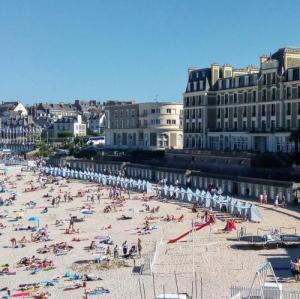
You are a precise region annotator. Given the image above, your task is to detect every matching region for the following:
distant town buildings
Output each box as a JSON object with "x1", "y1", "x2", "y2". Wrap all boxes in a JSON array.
[
  {"x1": 183, "y1": 47, "x2": 300, "y2": 152},
  {"x1": 0, "y1": 102, "x2": 42, "y2": 146},
  {"x1": 51, "y1": 115, "x2": 86, "y2": 139},
  {"x1": 105, "y1": 102, "x2": 183, "y2": 150},
  {"x1": 87, "y1": 113, "x2": 106, "y2": 134},
  {"x1": 31, "y1": 102, "x2": 78, "y2": 119}
]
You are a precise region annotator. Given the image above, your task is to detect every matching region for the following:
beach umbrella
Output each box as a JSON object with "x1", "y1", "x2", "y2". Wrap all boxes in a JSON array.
[{"x1": 28, "y1": 216, "x2": 40, "y2": 227}]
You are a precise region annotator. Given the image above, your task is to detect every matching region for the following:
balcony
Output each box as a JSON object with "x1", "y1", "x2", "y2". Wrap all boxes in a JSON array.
[{"x1": 183, "y1": 128, "x2": 201, "y2": 133}]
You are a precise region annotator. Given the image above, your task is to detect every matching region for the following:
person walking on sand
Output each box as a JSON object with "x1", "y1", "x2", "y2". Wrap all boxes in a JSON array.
[
  {"x1": 69, "y1": 214, "x2": 74, "y2": 230},
  {"x1": 137, "y1": 238, "x2": 142, "y2": 257},
  {"x1": 113, "y1": 245, "x2": 119, "y2": 259}
]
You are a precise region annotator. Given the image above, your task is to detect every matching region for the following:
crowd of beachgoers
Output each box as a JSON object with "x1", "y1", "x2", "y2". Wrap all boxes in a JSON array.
[{"x1": 0, "y1": 161, "x2": 299, "y2": 298}]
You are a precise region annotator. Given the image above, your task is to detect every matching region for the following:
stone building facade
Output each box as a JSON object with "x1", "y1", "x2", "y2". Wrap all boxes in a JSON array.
[
  {"x1": 183, "y1": 47, "x2": 300, "y2": 152},
  {"x1": 105, "y1": 102, "x2": 183, "y2": 150}
]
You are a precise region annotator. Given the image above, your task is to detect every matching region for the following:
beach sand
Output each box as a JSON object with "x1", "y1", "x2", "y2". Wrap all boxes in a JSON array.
[{"x1": 0, "y1": 165, "x2": 299, "y2": 299}]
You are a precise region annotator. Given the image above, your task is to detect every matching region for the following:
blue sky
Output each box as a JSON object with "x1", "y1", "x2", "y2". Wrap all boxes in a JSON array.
[{"x1": 0, "y1": 0, "x2": 300, "y2": 104}]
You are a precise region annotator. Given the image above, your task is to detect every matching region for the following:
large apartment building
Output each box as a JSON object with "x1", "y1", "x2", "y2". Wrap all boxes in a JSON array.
[
  {"x1": 183, "y1": 47, "x2": 300, "y2": 152},
  {"x1": 105, "y1": 102, "x2": 183, "y2": 150}
]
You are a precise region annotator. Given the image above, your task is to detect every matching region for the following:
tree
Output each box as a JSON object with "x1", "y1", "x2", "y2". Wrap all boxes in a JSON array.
[
  {"x1": 36, "y1": 141, "x2": 54, "y2": 157},
  {"x1": 289, "y1": 129, "x2": 300, "y2": 153},
  {"x1": 58, "y1": 132, "x2": 74, "y2": 138}
]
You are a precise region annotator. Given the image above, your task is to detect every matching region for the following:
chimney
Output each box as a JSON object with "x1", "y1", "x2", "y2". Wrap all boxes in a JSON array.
[
  {"x1": 260, "y1": 55, "x2": 269, "y2": 66},
  {"x1": 223, "y1": 64, "x2": 233, "y2": 78},
  {"x1": 211, "y1": 63, "x2": 220, "y2": 87}
]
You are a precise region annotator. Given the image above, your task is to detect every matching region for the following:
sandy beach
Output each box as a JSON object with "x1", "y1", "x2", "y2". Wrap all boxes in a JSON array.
[{"x1": 0, "y1": 165, "x2": 299, "y2": 299}]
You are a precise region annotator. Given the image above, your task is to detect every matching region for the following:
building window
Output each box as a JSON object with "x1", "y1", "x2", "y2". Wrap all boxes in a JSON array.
[
  {"x1": 151, "y1": 109, "x2": 155, "y2": 114},
  {"x1": 185, "y1": 97, "x2": 189, "y2": 107},
  {"x1": 225, "y1": 94, "x2": 229, "y2": 104},
  {"x1": 272, "y1": 88, "x2": 276, "y2": 100},
  {"x1": 243, "y1": 106, "x2": 247, "y2": 117},
  {"x1": 271, "y1": 104, "x2": 276, "y2": 116},
  {"x1": 244, "y1": 92, "x2": 248, "y2": 103},
  {"x1": 198, "y1": 109, "x2": 202, "y2": 118},
  {"x1": 262, "y1": 89, "x2": 267, "y2": 101},
  {"x1": 233, "y1": 93, "x2": 237, "y2": 104},
  {"x1": 217, "y1": 108, "x2": 221, "y2": 119},
  {"x1": 253, "y1": 91, "x2": 257, "y2": 102},
  {"x1": 172, "y1": 120, "x2": 176, "y2": 125},
  {"x1": 225, "y1": 108, "x2": 229, "y2": 118},
  {"x1": 234, "y1": 107, "x2": 237, "y2": 118},
  {"x1": 298, "y1": 102, "x2": 300, "y2": 115},
  {"x1": 262, "y1": 120, "x2": 266, "y2": 130},
  {"x1": 199, "y1": 95, "x2": 202, "y2": 105},
  {"x1": 298, "y1": 86, "x2": 300, "y2": 98},
  {"x1": 287, "y1": 119, "x2": 291, "y2": 129},
  {"x1": 287, "y1": 103, "x2": 291, "y2": 115},
  {"x1": 217, "y1": 95, "x2": 221, "y2": 105},
  {"x1": 263, "y1": 74, "x2": 267, "y2": 85},
  {"x1": 271, "y1": 120, "x2": 276, "y2": 129},
  {"x1": 166, "y1": 119, "x2": 171, "y2": 124},
  {"x1": 271, "y1": 73, "x2": 276, "y2": 84},
  {"x1": 261, "y1": 105, "x2": 266, "y2": 117},
  {"x1": 243, "y1": 121, "x2": 247, "y2": 130},
  {"x1": 225, "y1": 122, "x2": 228, "y2": 130},
  {"x1": 192, "y1": 96, "x2": 196, "y2": 106},
  {"x1": 252, "y1": 106, "x2": 256, "y2": 117},
  {"x1": 251, "y1": 120, "x2": 256, "y2": 129},
  {"x1": 192, "y1": 109, "x2": 196, "y2": 118},
  {"x1": 287, "y1": 87, "x2": 292, "y2": 99},
  {"x1": 167, "y1": 109, "x2": 171, "y2": 114},
  {"x1": 234, "y1": 121, "x2": 237, "y2": 130}
]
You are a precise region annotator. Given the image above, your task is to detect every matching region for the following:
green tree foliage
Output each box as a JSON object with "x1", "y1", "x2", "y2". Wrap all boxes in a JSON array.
[
  {"x1": 36, "y1": 141, "x2": 54, "y2": 157},
  {"x1": 58, "y1": 132, "x2": 74, "y2": 138}
]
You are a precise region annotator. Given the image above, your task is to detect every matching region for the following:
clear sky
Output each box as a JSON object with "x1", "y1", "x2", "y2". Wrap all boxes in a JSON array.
[{"x1": 0, "y1": 0, "x2": 300, "y2": 104}]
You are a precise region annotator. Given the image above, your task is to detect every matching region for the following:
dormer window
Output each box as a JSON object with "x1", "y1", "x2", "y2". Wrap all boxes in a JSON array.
[
  {"x1": 193, "y1": 82, "x2": 197, "y2": 90},
  {"x1": 218, "y1": 80, "x2": 222, "y2": 90},
  {"x1": 226, "y1": 79, "x2": 230, "y2": 89},
  {"x1": 200, "y1": 81, "x2": 203, "y2": 90},
  {"x1": 288, "y1": 69, "x2": 293, "y2": 81},
  {"x1": 235, "y1": 77, "x2": 239, "y2": 88}
]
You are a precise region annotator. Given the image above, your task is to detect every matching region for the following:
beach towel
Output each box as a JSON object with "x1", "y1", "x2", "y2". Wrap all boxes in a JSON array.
[{"x1": 88, "y1": 289, "x2": 110, "y2": 295}]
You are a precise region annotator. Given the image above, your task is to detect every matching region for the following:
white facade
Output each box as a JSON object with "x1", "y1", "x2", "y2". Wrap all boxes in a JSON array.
[
  {"x1": 53, "y1": 115, "x2": 86, "y2": 138},
  {"x1": 105, "y1": 102, "x2": 183, "y2": 150}
]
